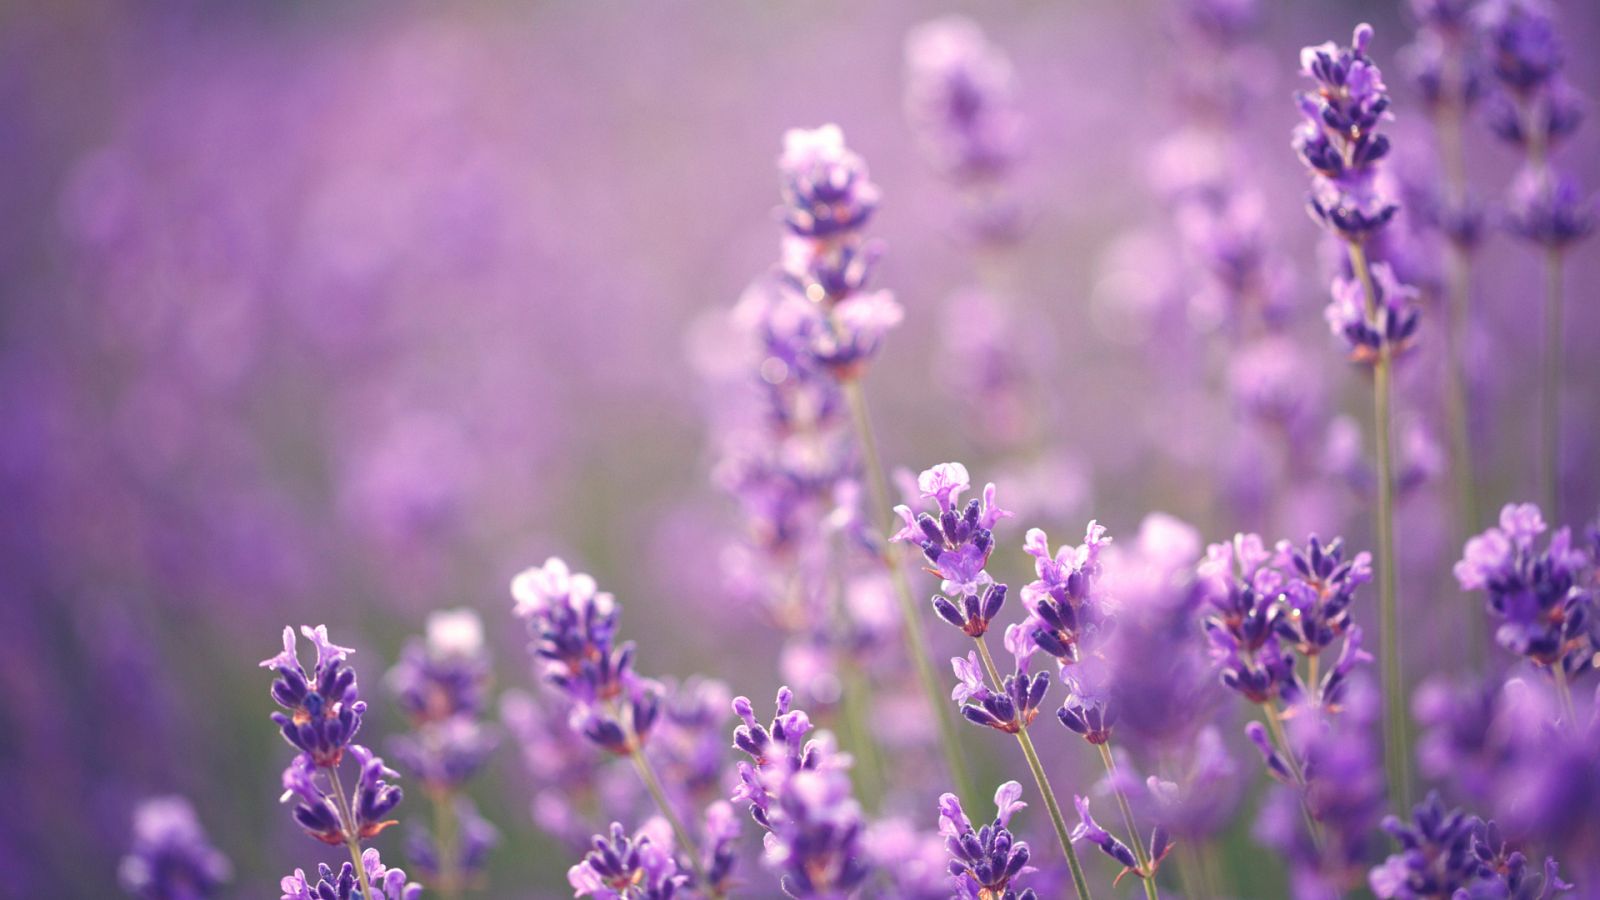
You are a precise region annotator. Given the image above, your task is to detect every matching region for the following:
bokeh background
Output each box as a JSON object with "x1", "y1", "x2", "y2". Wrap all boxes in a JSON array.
[{"x1": 3, "y1": 0, "x2": 1597, "y2": 896}]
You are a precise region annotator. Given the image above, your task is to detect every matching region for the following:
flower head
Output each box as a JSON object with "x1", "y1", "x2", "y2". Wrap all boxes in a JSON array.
[
  {"x1": 1324, "y1": 260, "x2": 1420, "y2": 364},
  {"x1": 904, "y1": 16, "x2": 1024, "y2": 183},
  {"x1": 892, "y1": 462, "x2": 1012, "y2": 595},
  {"x1": 939, "y1": 782, "x2": 1038, "y2": 900},
  {"x1": 118, "y1": 796, "x2": 232, "y2": 900},
  {"x1": 1294, "y1": 24, "x2": 1401, "y2": 242},
  {"x1": 280, "y1": 849, "x2": 421, "y2": 900},
  {"x1": 778, "y1": 125, "x2": 880, "y2": 240},
  {"x1": 568, "y1": 820, "x2": 687, "y2": 900},
  {"x1": 261, "y1": 625, "x2": 366, "y2": 767}
]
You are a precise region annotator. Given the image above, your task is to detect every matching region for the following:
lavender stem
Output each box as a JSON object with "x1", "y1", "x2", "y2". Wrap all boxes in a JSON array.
[
  {"x1": 1259, "y1": 703, "x2": 1326, "y2": 855},
  {"x1": 973, "y1": 636, "x2": 1093, "y2": 900},
  {"x1": 1346, "y1": 239, "x2": 1411, "y2": 809},
  {"x1": 627, "y1": 745, "x2": 715, "y2": 896},
  {"x1": 328, "y1": 763, "x2": 377, "y2": 900},
  {"x1": 842, "y1": 378, "x2": 977, "y2": 805},
  {"x1": 1096, "y1": 742, "x2": 1161, "y2": 900},
  {"x1": 428, "y1": 786, "x2": 462, "y2": 900},
  {"x1": 1540, "y1": 244, "x2": 1563, "y2": 522}
]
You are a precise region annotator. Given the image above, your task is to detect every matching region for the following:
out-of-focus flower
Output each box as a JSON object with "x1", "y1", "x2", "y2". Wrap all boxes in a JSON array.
[{"x1": 117, "y1": 796, "x2": 231, "y2": 900}]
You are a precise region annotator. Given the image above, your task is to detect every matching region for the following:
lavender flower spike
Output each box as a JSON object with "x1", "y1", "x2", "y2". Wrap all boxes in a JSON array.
[
  {"x1": 261, "y1": 625, "x2": 366, "y2": 767},
  {"x1": 891, "y1": 462, "x2": 1013, "y2": 596},
  {"x1": 568, "y1": 820, "x2": 687, "y2": 900},
  {"x1": 280, "y1": 848, "x2": 421, "y2": 900},
  {"x1": 1294, "y1": 24, "x2": 1399, "y2": 242},
  {"x1": 939, "y1": 782, "x2": 1039, "y2": 900},
  {"x1": 1069, "y1": 795, "x2": 1139, "y2": 874},
  {"x1": 118, "y1": 796, "x2": 232, "y2": 899}
]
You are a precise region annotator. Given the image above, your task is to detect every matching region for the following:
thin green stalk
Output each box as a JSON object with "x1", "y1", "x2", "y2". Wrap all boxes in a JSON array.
[
  {"x1": 328, "y1": 763, "x2": 376, "y2": 900},
  {"x1": 839, "y1": 656, "x2": 887, "y2": 810},
  {"x1": 1097, "y1": 742, "x2": 1160, "y2": 900},
  {"x1": 1260, "y1": 704, "x2": 1326, "y2": 855},
  {"x1": 628, "y1": 746, "x2": 717, "y2": 897},
  {"x1": 1541, "y1": 246, "x2": 1563, "y2": 521},
  {"x1": 972, "y1": 638, "x2": 1093, "y2": 899},
  {"x1": 841, "y1": 378, "x2": 976, "y2": 805},
  {"x1": 429, "y1": 787, "x2": 462, "y2": 900},
  {"x1": 1346, "y1": 240, "x2": 1411, "y2": 809}
]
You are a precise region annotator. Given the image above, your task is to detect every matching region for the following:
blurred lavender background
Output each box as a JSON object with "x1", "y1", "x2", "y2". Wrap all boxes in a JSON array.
[{"x1": 2, "y1": 0, "x2": 1597, "y2": 896}]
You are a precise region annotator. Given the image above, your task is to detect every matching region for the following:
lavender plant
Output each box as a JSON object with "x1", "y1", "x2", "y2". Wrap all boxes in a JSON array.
[
  {"x1": 1293, "y1": 21, "x2": 1419, "y2": 805},
  {"x1": 118, "y1": 796, "x2": 232, "y2": 899},
  {"x1": 261, "y1": 625, "x2": 419, "y2": 900}
]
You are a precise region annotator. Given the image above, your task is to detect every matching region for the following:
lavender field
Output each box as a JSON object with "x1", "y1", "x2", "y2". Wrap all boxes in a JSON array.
[{"x1": 4, "y1": 0, "x2": 1599, "y2": 897}]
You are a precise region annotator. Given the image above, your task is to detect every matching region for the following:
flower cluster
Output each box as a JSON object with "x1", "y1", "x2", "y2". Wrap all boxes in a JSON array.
[
  {"x1": 1477, "y1": 0, "x2": 1594, "y2": 248},
  {"x1": 771, "y1": 125, "x2": 903, "y2": 378},
  {"x1": 903, "y1": 16, "x2": 1023, "y2": 185},
  {"x1": 1368, "y1": 792, "x2": 1571, "y2": 899},
  {"x1": 117, "y1": 796, "x2": 232, "y2": 900},
  {"x1": 262, "y1": 625, "x2": 367, "y2": 767},
  {"x1": 1454, "y1": 503, "x2": 1596, "y2": 674},
  {"x1": 1199, "y1": 533, "x2": 1373, "y2": 710},
  {"x1": 1294, "y1": 24, "x2": 1399, "y2": 241},
  {"x1": 511, "y1": 558, "x2": 663, "y2": 755},
  {"x1": 730, "y1": 688, "x2": 869, "y2": 897},
  {"x1": 938, "y1": 782, "x2": 1038, "y2": 900},
  {"x1": 951, "y1": 644, "x2": 1050, "y2": 735},
  {"x1": 281, "y1": 849, "x2": 422, "y2": 900},
  {"x1": 893, "y1": 462, "x2": 1013, "y2": 599},
  {"x1": 568, "y1": 820, "x2": 687, "y2": 900}
]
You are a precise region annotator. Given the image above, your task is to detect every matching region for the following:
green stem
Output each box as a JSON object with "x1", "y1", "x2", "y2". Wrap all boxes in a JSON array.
[
  {"x1": 429, "y1": 787, "x2": 463, "y2": 900},
  {"x1": 1260, "y1": 704, "x2": 1326, "y2": 856},
  {"x1": 1346, "y1": 240, "x2": 1411, "y2": 810},
  {"x1": 628, "y1": 746, "x2": 716, "y2": 897},
  {"x1": 973, "y1": 637, "x2": 1093, "y2": 900},
  {"x1": 1097, "y1": 742, "x2": 1160, "y2": 900},
  {"x1": 328, "y1": 763, "x2": 376, "y2": 900},
  {"x1": 839, "y1": 657, "x2": 887, "y2": 811},
  {"x1": 841, "y1": 378, "x2": 975, "y2": 805},
  {"x1": 1541, "y1": 246, "x2": 1563, "y2": 522}
]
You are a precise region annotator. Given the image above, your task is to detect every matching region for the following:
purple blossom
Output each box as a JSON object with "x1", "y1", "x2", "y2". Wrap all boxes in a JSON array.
[
  {"x1": 956, "y1": 647, "x2": 1049, "y2": 735},
  {"x1": 280, "y1": 849, "x2": 420, "y2": 900},
  {"x1": 1021, "y1": 522, "x2": 1112, "y2": 664},
  {"x1": 261, "y1": 625, "x2": 367, "y2": 767},
  {"x1": 892, "y1": 462, "x2": 1013, "y2": 595},
  {"x1": 1324, "y1": 260, "x2": 1421, "y2": 364},
  {"x1": 1475, "y1": 0, "x2": 1563, "y2": 94},
  {"x1": 1069, "y1": 795, "x2": 1139, "y2": 872},
  {"x1": 117, "y1": 796, "x2": 231, "y2": 900},
  {"x1": 903, "y1": 17, "x2": 1024, "y2": 184},
  {"x1": 1454, "y1": 502, "x2": 1596, "y2": 673},
  {"x1": 386, "y1": 608, "x2": 491, "y2": 724},
  {"x1": 568, "y1": 820, "x2": 687, "y2": 900},
  {"x1": 1294, "y1": 24, "x2": 1401, "y2": 241},
  {"x1": 939, "y1": 782, "x2": 1039, "y2": 900},
  {"x1": 777, "y1": 125, "x2": 880, "y2": 240},
  {"x1": 511, "y1": 558, "x2": 663, "y2": 755},
  {"x1": 1505, "y1": 167, "x2": 1594, "y2": 248}
]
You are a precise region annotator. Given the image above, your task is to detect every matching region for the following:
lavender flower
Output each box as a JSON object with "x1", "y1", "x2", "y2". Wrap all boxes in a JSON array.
[
  {"x1": 1021, "y1": 522, "x2": 1112, "y2": 664},
  {"x1": 892, "y1": 462, "x2": 1012, "y2": 596},
  {"x1": 1368, "y1": 792, "x2": 1491, "y2": 898},
  {"x1": 1460, "y1": 819, "x2": 1572, "y2": 900},
  {"x1": 280, "y1": 849, "x2": 421, "y2": 900},
  {"x1": 1505, "y1": 167, "x2": 1594, "y2": 248},
  {"x1": 938, "y1": 782, "x2": 1038, "y2": 900},
  {"x1": 951, "y1": 644, "x2": 1049, "y2": 734},
  {"x1": 1325, "y1": 259, "x2": 1421, "y2": 363},
  {"x1": 1069, "y1": 795, "x2": 1140, "y2": 873},
  {"x1": 730, "y1": 688, "x2": 869, "y2": 896},
  {"x1": 511, "y1": 558, "x2": 663, "y2": 755},
  {"x1": 1294, "y1": 24, "x2": 1399, "y2": 242},
  {"x1": 778, "y1": 125, "x2": 880, "y2": 240},
  {"x1": 1454, "y1": 503, "x2": 1596, "y2": 673},
  {"x1": 903, "y1": 17, "x2": 1023, "y2": 185},
  {"x1": 1475, "y1": 0, "x2": 1562, "y2": 95},
  {"x1": 387, "y1": 609, "x2": 491, "y2": 724},
  {"x1": 261, "y1": 625, "x2": 366, "y2": 767},
  {"x1": 118, "y1": 796, "x2": 231, "y2": 900},
  {"x1": 568, "y1": 820, "x2": 687, "y2": 900}
]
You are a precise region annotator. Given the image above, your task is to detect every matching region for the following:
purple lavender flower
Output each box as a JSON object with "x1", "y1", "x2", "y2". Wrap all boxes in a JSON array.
[
  {"x1": 386, "y1": 608, "x2": 491, "y2": 724},
  {"x1": 568, "y1": 820, "x2": 687, "y2": 900},
  {"x1": 1454, "y1": 503, "x2": 1596, "y2": 673},
  {"x1": 777, "y1": 125, "x2": 880, "y2": 240},
  {"x1": 1474, "y1": 0, "x2": 1563, "y2": 95},
  {"x1": 261, "y1": 625, "x2": 367, "y2": 767},
  {"x1": 1325, "y1": 259, "x2": 1421, "y2": 364},
  {"x1": 903, "y1": 17, "x2": 1024, "y2": 185},
  {"x1": 1369, "y1": 792, "x2": 1491, "y2": 898},
  {"x1": 730, "y1": 688, "x2": 869, "y2": 896},
  {"x1": 280, "y1": 849, "x2": 421, "y2": 900},
  {"x1": 117, "y1": 796, "x2": 231, "y2": 900},
  {"x1": 1505, "y1": 167, "x2": 1594, "y2": 248},
  {"x1": 938, "y1": 782, "x2": 1039, "y2": 900},
  {"x1": 1020, "y1": 522, "x2": 1112, "y2": 664},
  {"x1": 1294, "y1": 24, "x2": 1400, "y2": 242},
  {"x1": 1274, "y1": 535, "x2": 1371, "y2": 658},
  {"x1": 951, "y1": 644, "x2": 1049, "y2": 735},
  {"x1": 1069, "y1": 795, "x2": 1140, "y2": 873},
  {"x1": 1460, "y1": 818, "x2": 1572, "y2": 899},
  {"x1": 891, "y1": 462, "x2": 1013, "y2": 596},
  {"x1": 511, "y1": 558, "x2": 663, "y2": 755}
]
